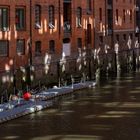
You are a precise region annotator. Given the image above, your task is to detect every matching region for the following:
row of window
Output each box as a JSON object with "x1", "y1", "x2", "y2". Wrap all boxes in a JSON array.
[
  {"x1": 35, "y1": 5, "x2": 55, "y2": 29},
  {"x1": 0, "y1": 7, "x2": 25, "y2": 31},
  {"x1": 0, "y1": 40, "x2": 55, "y2": 57},
  {"x1": 0, "y1": 40, "x2": 25, "y2": 57},
  {"x1": 116, "y1": 0, "x2": 132, "y2": 3},
  {"x1": 99, "y1": 33, "x2": 134, "y2": 44},
  {"x1": 0, "y1": 5, "x2": 88, "y2": 31},
  {"x1": 0, "y1": 38, "x2": 83, "y2": 57},
  {"x1": 116, "y1": 9, "x2": 133, "y2": 23},
  {"x1": 35, "y1": 5, "x2": 84, "y2": 29},
  {"x1": 99, "y1": 8, "x2": 133, "y2": 23}
]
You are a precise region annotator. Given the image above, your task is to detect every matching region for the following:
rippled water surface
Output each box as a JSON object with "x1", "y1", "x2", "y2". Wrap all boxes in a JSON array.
[{"x1": 1, "y1": 72, "x2": 140, "y2": 140}]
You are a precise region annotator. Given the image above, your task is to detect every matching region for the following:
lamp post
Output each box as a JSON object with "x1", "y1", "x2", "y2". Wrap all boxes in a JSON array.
[
  {"x1": 26, "y1": 0, "x2": 32, "y2": 88},
  {"x1": 29, "y1": 0, "x2": 32, "y2": 66},
  {"x1": 13, "y1": 57, "x2": 16, "y2": 95}
]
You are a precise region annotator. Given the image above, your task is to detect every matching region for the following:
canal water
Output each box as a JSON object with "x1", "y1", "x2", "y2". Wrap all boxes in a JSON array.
[{"x1": 1, "y1": 72, "x2": 140, "y2": 140}]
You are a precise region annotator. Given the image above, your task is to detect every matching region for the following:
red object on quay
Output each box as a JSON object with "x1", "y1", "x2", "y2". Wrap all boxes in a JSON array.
[{"x1": 23, "y1": 92, "x2": 31, "y2": 100}]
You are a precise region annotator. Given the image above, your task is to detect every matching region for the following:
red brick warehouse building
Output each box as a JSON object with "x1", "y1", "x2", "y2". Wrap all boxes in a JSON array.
[
  {"x1": 0, "y1": 0, "x2": 94, "y2": 92},
  {"x1": 93, "y1": 0, "x2": 138, "y2": 73}
]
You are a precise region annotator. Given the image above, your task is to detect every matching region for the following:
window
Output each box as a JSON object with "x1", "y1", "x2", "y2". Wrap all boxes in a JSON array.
[
  {"x1": 99, "y1": 36, "x2": 103, "y2": 45},
  {"x1": 49, "y1": 5, "x2": 55, "y2": 28},
  {"x1": 0, "y1": 40, "x2": 8, "y2": 56},
  {"x1": 76, "y1": 7, "x2": 82, "y2": 27},
  {"x1": 99, "y1": 8, "x2": 102, "y2": 22},
  {"x1": 123, "y1": 34, "x2": 126, "y2": 41},
  {"x1": 130, "y1": 33, "x2": 133, "y2": 40},
  {"x1": 0, "y1": 8, "x2": 9, "y2": 31},
  {"x1": 49, "y1": 40, "x2": 55, "y2": 54},
  {"x1": 116, "y1": 9, "x2": 119, "y2": 22},
  {"x1": 77, "y1": 38, "x2": 82, "y2": 48},
  {"x1": 123, "y1": 9, "x2": 125, "y2": 23},
  {"x1": 87, "y1": 24, "x2": 91, "y2": 44},
  {"x1": 16, "y1": 39, "x2": 25, "y2": 55},
  {"x1": 116, "y1": 34, "x2": 119, "y2": 42},
  {"x1": 16, "y1": 8, "x2": 25, "y2": 30},
  {"x1": 35, "y1": 41, "x2": 41, "y2": 56},
  {"x1": 87, "y1": 0, "x2": 91, "y2": 14},
  {"x1": 130, "y1": 9, "x2": 132, "y2": 22},
  {"x1": 35, "y1": 5, "x2": 41, "y2": 29}
]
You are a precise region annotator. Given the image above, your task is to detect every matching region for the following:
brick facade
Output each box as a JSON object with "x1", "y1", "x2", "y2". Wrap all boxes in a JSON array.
[
  {"x1": 0, "y1": 0, "x2": 94, "y2": 91},
  {"x1": 0, "y1": 0, "x2": 139, "y2": 93}
]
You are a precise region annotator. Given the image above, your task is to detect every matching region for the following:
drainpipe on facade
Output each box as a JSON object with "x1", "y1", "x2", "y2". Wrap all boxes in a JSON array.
[{"x1": 27, "y1": 0, "x2": 33, "y2": 89}]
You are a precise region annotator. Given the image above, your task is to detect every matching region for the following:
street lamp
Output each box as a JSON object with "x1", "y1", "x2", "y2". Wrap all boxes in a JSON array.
[{"x1": 26, "y1": 0, "x2": 32, "y2": 88}]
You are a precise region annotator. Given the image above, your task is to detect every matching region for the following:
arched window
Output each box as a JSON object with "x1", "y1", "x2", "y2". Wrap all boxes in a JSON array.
[
  {"x1": 49, "y1": 40, "x2": 55, "y2": 54},
  {"x1": 49, "y1": 5, "x2": 55, "y2": 28},
  {"x1": 77, "y1": 38, "x2": 82, "y2": 48},
  {"x1": 35, "y1": 41, "x2": 41, "y2": 56},
  {"x1": 87, "y1": 0, "x2": 91, "y2": 13},
  {"x1": 35, "y1": 5, "x2": 41, "y2": 29},
  {"x1": 76, "y1": 7, "x2": 82, "y2": 28}
]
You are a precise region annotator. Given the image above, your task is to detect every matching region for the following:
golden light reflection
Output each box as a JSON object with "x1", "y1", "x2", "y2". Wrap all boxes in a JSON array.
[
  {"x1": 9, "y1": 59, "x2": 14, "y2": 65},
  {"x1": 44, "y1": 19, "x2": 47, "y2": 32},
  {"x1": 98, "y1": 114, "x2": 123, "y2": 118},
  {"x1": 2, "y1": 75, "x2": 13, "y2": 83},
  {"x1": 134, "y1": 87, "x2": 140, "y2": 90},
  {"x1": 61, "y1": 101, "x2": 73, "y2": 106},
  {"x1": 44, "y1": 53, "x2": 51, "y2": 74},
  {"x1": 4, "y1": 31, "x2": 7, "y2": 38},
  {"x1": 89, "y1": 17, "x2": 93, "y2": 29},
  {"x1": 15, "y1": 30, "x2": 17, "y2": 39},
  {"x1": 54, "y1": 19, "x2": 58, "y2": 32},
  {"x1": 8, "y1": 31, "x2": 11, "y2": 40},
  {"x1": 129, "y1": 90, "x2": 140, "y2": 94},
  {"x1": 0, "y1": 32, "x2": 2, "y2": 39},
  {"x1": 31, "y1": 135, "x2": 102, "y2": 140},
  {"x1": 4, "y1": 136, "x2": 20, "y2": 139},
  {"x1": 88, "y1": 124, "x2": 112, "y2": 131},
  {"x1": 84, "y1": 19, "x2": 87, "y2": 29},
  {"x1": 61, "y1": 15, "x2": 63, "y2": 27},
  {"x1": 102, "y1": 102, "x2": 140, "y2": 108},
  {"x1": 98, "y1": 110, "x2": 135, "y2": 118},
  {"x1": 46, "y1": 109, "x2": 58, "y2": 114},
  {"x1": 118, "y1": 102, "x2": 140, "y2": 108},
  {"x1": 102, "y1": 85, "x2": 113, "y2": 89},
  {"x1": 106, "y1": 111, "x2": 135, "y2": 115},
  {"x1": 99, "y1": 22, "x2": 103, "y2": 32},
  {"x1": 39, "y1": 21, "x2": 43, "y2": 34},
  {"x1": 84, "y1": 115, "x2": 96, "y2": 119},
  {"x1": 5, "y1": 64, "x2": 10, "y2": 71}
]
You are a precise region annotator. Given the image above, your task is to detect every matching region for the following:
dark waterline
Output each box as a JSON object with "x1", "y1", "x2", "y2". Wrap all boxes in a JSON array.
[{"x1": 1, "y1": 72, "x2": 140, "y2": 140}]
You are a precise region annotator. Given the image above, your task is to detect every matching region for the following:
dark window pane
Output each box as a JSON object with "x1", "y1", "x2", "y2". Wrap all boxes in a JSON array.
[
  {"x1": 49, "y1": 40, "x2": 55, "y2": 54},
  {"x1": 0, "y1": 40, "x2": 8, "y2": 56},
  {"x1": 77, "y1": 7, "x2": 82, "y2": 27},
  {"x1": 16, "y1": 8, "x2": 25, "y2": 30},
  {"x1": 77, "y1": 38, "x2": 82, "y2": 48},
  {"x1": 49, "y1": 5, "x2": 55, "y2": 28},
  {"x1": 35, "y1": 5, "x2": 41, "y2": 29},
  {"x1": 0, "y1": 8, "x2": 9, "y2": 31},
  {"x1": 16, "y1": 39, "x2": 25, "y2": 55},
  {"x1": 35, "y1": 41, "x2": 41, "y2": 56}
]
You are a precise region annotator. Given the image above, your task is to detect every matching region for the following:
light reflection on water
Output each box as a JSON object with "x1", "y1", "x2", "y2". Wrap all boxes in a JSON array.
[{"x1": 1, "y1": 72, "x2": 140, "y2": 140}]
